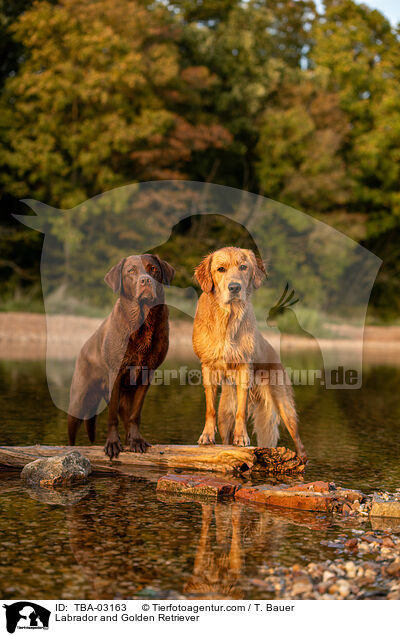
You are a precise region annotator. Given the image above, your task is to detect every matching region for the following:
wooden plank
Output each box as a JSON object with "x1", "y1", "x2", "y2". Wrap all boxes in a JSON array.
[{"x1": 0, "y1": 444, "x2": 306, "y2": 475}]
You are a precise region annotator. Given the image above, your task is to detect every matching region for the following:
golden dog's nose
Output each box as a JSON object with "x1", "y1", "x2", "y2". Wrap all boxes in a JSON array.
[{"x1": 228, "y1": 282, "x2": 241, "y2": 294}]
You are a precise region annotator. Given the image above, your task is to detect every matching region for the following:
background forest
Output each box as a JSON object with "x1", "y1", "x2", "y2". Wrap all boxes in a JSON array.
[{"x1": 1, "y1": 0, "x2": 399, "y2": 321}]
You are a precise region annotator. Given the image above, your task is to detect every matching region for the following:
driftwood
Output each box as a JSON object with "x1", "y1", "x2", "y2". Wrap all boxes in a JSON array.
[{"x1": 0, "y1": 444, "x2": 306, "y2": 475}]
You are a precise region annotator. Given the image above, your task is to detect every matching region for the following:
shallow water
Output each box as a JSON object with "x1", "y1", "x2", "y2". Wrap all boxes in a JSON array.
[{"x1": 0, "y1": 354, "x2": 400, "y2": 599}]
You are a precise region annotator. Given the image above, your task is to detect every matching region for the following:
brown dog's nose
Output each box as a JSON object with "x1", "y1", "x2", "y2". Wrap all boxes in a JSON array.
[
  {"x1": 228, "y1": 282, "x2": 241, "y2": 294},
  {"x1": 139, "y1": 275, "x2": 152, "y2": 286}
]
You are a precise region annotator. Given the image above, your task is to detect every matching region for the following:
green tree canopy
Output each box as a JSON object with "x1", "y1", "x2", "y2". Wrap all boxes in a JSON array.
[
  {"x1": 256, "y1": 74, "x2": 352, "y2": 214},
  {"x1": 1, "y1": 0, "x2": 400, "y2": 320},
  {"x1": 0, "y1": 0, "x2": 231, "y2": 208}
]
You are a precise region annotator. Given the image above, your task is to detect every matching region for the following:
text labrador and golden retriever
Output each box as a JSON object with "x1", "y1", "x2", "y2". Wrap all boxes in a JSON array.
[
  {"x1": 67, "y1": 254, "x2": 175, "y2": 458},
  {"x1": 192, "y1": 247, "x2": 307, "y2": 461}
]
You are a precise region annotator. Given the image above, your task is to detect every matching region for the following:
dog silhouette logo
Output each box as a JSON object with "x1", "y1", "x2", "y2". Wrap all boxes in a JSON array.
[
  {"x1": 15, "y1": 180, "x2": 381, "y2": 395},
  {"x1": 3, "y1": 602, "x2": 50, "y2": 633}
]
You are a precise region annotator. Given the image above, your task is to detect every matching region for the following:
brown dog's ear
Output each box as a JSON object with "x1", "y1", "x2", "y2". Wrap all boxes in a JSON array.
[
  {"x1": 194, "y1": 253, "x2": 214, "y2": 293},
  {"x1": 151, "y1": 255, "x2": 175, "y2": 285},
  {"x1": 104, "y1": 258, "x2": 126, "y2": 293},
  {"x1": 152, "y1": 254, "x2": 175, "y2": 285},
  {"x1": 245, "y1": 250, "x2": 267, "y2": 289}
]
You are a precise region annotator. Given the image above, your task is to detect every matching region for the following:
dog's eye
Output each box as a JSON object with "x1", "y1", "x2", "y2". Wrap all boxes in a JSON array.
[
  {"x1": 239, "y1": 264, "x2": 247, "y2": 271},
  {"x1": 217, "y1": 267, "x2": 226, "y2": 272},
  {"x1": 129, "y1": 267, "x2": 137, "y2": 273}
]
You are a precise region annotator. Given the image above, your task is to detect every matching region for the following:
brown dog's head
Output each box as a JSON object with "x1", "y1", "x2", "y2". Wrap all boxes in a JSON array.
[
  {"x1": 105, "y1": 254, "x2": 175, "y2": 305},
  {"x1": 194, "y1": 247, "x2": 266, "y2": 306}
]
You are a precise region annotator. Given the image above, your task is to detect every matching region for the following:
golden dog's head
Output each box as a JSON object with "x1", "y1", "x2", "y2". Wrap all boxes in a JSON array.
[{"x1": 194, "y1": 247, "x2": 266, "y2": 306}]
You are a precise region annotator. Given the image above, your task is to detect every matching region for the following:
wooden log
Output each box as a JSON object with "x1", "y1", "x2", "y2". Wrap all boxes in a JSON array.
[{"x1": 0, "y1": 444, "x2": 306, "y2": 475}]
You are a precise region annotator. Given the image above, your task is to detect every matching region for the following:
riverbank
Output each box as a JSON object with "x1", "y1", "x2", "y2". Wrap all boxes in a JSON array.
[
  {"x1": 1, "y1": 312, "x2": 400, "y2": 364},
  {"x1": 251, "y1": 528, "x2": 400, "y2": 600}
]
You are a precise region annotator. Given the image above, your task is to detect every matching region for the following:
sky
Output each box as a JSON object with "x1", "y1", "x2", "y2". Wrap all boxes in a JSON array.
[{"x1": 316, "y1": 0, "x2": 400, "y2": 24}]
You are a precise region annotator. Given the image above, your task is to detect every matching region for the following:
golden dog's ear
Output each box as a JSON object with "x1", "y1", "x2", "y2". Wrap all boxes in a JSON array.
[
  {"x1": 194, "y1": 253, "x2": 214, "y2": 293},
  {"x1": 245, "y1": 250, "x2": 267, "y2": 289},
  {"x1": 152, "y1": 255, "x2": 175, "y2": 285},
  {"x1": 104, "y1": 258, "x2": 126, "y2": 293}
]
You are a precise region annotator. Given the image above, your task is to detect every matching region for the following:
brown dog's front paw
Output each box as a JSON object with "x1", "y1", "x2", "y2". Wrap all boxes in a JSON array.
[
  {"x1": 198, "y1": 431, "x2": 215, "y2": 445},
  {"x1": 233, "y1": 432, "x2": 250, "y2": 447},
  {"x1": 129, "y1": 437, "x2": 151, "y2": 453},
  {"x1": 104, "y1": 435, "x2": 123, "y2": 459}
]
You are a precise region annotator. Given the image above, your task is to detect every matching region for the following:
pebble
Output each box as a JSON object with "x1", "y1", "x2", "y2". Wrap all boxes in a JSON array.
[
  {"x1": 382, "y1": 537, "x2": 396, "y2": 548},
  {"x1": 380, "y1": 546, "x2": 394, "y2": 556},
  {"x1": 336, "y1": 579, "x2": 351, "y2": 598},
  {"x1": 254, "y1": 529, "x2": 400, "y2": 600},
  {"x1": 344, "y1": 561, "x2": 357, "y2": 578},
  {"x1": 386, "y1": 559, "x2": 400, "y2": 576},
  {"x1": 364, "y1": 568, "x2": 377, "y2": 583},
  {"x1": 363, "y1": 534, "x2": 382, "y2": 544},
  {"x1": 291, "y1": 575, "x2": 313, "y2": 596}
]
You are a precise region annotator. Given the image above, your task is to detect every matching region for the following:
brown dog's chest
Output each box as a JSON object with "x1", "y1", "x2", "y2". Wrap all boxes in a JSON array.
[
  {"x1": 120, "y1": 311, "x2": 168, "y2": 371},
  {"x1": 125, "y1": 326, "x2": 153, "y2": 362},
  {"x1": 101, "y1": 303, "x2": 169, "y2": 389}
]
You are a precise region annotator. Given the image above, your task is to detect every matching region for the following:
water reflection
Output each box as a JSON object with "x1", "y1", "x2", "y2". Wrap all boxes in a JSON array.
[{"x1": 0, "y1": 475, "x2": 340, "y2": 600}]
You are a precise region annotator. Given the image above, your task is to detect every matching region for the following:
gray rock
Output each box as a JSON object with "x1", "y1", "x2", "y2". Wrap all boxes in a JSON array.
[{"x1": 21, "y1": 451, "x2": 91, "y2": 488}]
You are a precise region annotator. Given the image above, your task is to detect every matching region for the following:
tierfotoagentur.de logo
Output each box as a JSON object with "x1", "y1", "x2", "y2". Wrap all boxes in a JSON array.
[{"x1": 3, "y1": 602, "x2": 50, "y2": 634}]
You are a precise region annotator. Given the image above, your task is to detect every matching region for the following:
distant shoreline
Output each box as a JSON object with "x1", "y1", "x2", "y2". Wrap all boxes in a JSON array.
[{"x1": 1, "y1": 312, "x2": 400, "y2": 365}]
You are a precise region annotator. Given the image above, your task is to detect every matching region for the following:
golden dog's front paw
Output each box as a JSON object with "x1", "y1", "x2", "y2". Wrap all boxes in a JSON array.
[
  {"x1": 198, "y1": 431, "x2": 215, "y2": 445},
  {"x1": 233, "y1": 432, "x2": 250, "y2": 447}
]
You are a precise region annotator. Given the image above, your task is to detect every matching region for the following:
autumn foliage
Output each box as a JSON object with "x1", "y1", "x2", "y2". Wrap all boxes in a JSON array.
[{"x1": 1, "y1": 0, "x2": 400, "y2": 318}]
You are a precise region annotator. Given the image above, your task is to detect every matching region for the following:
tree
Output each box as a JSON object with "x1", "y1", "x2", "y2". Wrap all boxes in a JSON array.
[
  {"x1": 0, "y1": 0, "x2": 231, "y2": 209},
  {"x1": 170, "y1": 0, "x2": 316, "y2": 189},
  {"x1": 311, "y1": 0, "x2": 398, "y2": 213},
  {"x1": 256, "y1": 74, "x2": 352, "y2": 214},
  {"x1": 311, "y1": 0, "x2": 400, "y2": 317},
  {"x1": 312, "y1": 0, "x2": 395, "y2": 114}
]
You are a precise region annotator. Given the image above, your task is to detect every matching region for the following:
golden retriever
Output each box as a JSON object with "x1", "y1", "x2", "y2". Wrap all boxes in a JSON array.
[{"x1": 192, "y1": 247, "x2": 307, "y2": 461}]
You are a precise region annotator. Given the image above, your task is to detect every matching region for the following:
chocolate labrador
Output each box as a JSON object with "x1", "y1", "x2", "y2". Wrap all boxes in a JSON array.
[{"x1": 67, "y1": 254, "x2": 175, "y2": 459}]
